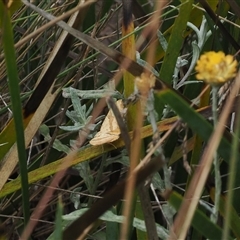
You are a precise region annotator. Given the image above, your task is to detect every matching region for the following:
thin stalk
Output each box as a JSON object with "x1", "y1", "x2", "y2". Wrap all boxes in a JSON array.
[
  {"x1": 211, "y1": 86, "x2": 221, "y2": 223},
  {"x1": 222, "y1": 110, "x2": 240, "y2": 239},
  {"x1": 147, "y1": 90, "x2": 171, "y2": 190}
]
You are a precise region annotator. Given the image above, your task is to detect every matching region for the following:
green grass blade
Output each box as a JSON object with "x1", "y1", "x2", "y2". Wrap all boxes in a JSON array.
[
  {"x1": 0, "y1": 2, "x2": 30, "y2": 226},
  {"x1": 54, "y1": 197, "x2": 64, "y2": 240},
  {"x1": 159, "y1": 0, "x2": 193, "y2": 84}
]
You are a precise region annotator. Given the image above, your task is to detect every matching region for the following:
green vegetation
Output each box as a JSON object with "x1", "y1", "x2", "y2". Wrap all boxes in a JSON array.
[{"x1": 0, "y1": 0, "x2": 240, "y2": 239}]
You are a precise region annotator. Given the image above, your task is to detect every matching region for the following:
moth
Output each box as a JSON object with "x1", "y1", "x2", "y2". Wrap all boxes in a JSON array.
[{"x1": 89, "y1": 100, "x2": 123, "y2": 146}]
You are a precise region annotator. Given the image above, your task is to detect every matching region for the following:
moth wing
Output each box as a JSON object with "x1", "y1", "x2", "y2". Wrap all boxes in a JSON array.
[
  {"x1": 89, "y1": 132, "x2": 120, "y2": 146},
  {"x1": 89, "y1": 100, "x2": 123, "y2": 146}
]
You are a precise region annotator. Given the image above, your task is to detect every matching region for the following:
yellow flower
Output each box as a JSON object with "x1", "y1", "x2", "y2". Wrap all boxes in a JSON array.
[{"x1": 195, "y1": 51, "x2": 237, "y2": 85}]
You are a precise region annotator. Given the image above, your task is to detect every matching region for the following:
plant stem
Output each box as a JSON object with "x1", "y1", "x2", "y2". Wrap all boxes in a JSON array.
[
  {"x1": 211, "y1": 86, "x2": 221, "y2": 223},
  {"x1": 222, "y1": 110, "x2": 240, "y2": 239}
]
